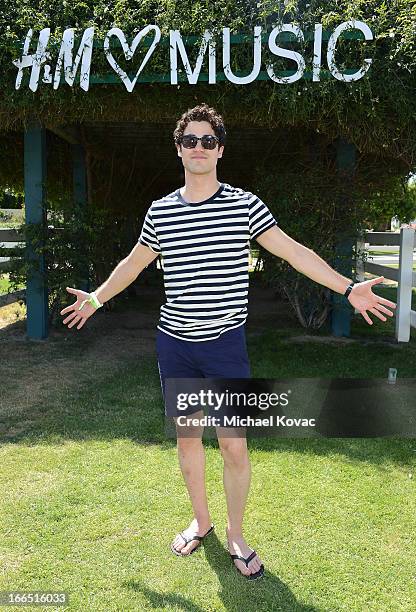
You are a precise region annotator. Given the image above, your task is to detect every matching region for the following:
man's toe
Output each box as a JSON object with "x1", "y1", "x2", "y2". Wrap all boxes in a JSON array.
[
  {"x1": 181, "y1": 539, "x2": 200, "y2": 555},
  {"x1": 249, "y1": 555, "x2": 262, "y2": 574},
  {"x1": 234, "y1": 560, "x2": 250, "y2": 576},
  {"x1": 172, "y1": 533, "x2": 200, "y2": 555},
  {"x1": 172, "y1": 534, "x2": 185, "y2": 552}
]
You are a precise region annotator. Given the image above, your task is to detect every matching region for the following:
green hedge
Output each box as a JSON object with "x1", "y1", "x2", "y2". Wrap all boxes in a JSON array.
[{"x1": 0, "y1": 0, "x2": 414, "y2": 163}]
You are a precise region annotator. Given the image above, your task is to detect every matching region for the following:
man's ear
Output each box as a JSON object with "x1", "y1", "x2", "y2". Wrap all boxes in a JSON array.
[
  {"x1": 218, "y1": 145, "x2": 224, "y2": 159},
  {"x1": 176, "y1": 144, "x2": 182, "y2": 158}
]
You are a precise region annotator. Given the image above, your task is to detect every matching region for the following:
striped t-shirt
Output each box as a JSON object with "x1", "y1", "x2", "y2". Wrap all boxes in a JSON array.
[{"x1": 138, "y1": 182, "x2": 278, "y2": 341}]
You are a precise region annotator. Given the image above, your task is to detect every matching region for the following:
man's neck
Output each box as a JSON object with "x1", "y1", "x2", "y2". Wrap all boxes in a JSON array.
[{"x1": 180, "y1": 172, "x2": 221, "y2": 203}]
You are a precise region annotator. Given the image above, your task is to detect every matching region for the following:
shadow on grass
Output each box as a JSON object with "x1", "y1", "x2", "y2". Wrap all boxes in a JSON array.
[
  {"x1": 1, "y1": 348, "x2": 415, "y2": 471},
  {"x1": 123, "y1": 531, "x2": 321, "y2": 612}
]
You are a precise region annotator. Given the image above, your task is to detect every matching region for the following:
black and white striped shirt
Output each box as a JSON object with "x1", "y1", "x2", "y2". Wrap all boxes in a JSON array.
[{"x1": 138, "y1": 182, "x2": 278, "y2": 341}]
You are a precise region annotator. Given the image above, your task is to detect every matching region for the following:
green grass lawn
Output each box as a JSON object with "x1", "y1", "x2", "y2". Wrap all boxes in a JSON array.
[
  {"x1": 367, "y1": 249, "x2": 400, "y2": 255},
  {"x1": 383, "y1": 262, "x2": 416, "y2": 271},
  {"x1": 1, "y1": 354, "x2": 415, "y2": 611},
  {"x1": 1, "y1": 285, "x2": 415, "y2": 611}
]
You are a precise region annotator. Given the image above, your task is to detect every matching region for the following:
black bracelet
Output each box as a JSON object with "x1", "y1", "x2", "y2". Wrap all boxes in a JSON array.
[{"x1": 344, "y1": 282, "x2": 354, "y2": 298}]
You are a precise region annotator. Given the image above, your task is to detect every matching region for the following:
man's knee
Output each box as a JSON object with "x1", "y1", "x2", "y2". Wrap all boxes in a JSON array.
[
  {"x1": 176, "y1": 410, "x2": 204, "y2": 455},
  {"x1": 177, "y1": 435, "x2": 203, "y2": 452},
  {"x1": 218, "y1": 438, "x2": 249, "y2": 466},
  {"x1": 174, "y1": 410, "x2": 204, "y2": 443}
]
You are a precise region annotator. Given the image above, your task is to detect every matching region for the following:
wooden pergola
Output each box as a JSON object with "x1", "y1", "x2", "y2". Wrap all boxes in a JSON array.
[
  {"x1": 2, "y1": 24, "x2": 378, "y2": 339},
  {"x1": 21, "y1": 118, "x2": 356, "y2": 340}
]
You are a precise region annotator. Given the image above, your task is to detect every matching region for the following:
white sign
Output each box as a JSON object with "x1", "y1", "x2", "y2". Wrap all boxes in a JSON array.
[{"x1": 12, "y1": 20, "x2": 373, "y2": 92}]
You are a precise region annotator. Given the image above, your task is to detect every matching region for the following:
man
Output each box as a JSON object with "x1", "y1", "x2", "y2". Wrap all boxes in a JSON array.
[{"x1": 60, "y1": 103, "x2": 396, "y2": 580}]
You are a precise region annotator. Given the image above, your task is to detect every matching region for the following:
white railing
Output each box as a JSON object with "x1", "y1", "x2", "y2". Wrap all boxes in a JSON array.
[
  {"x1": 356, "y1": 228, "x2": 416, "y2": 342},
  {"x1": 0, "y1": 228, "x2": 25, "y2": 306}
]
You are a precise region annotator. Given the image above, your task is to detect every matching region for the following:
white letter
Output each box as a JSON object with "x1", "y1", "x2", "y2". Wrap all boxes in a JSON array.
[
  {"x1": 170, "y1": 30, "x2": 216, "y2": 84},
  {"x1": 213, "y1": 393, "x2": 225, "y2": 410},
  {"x1": 223, "y1": 26, "x2": 261, "y2": 84},
  {"x1": 312, "y1": 23, "x2": 323, "y2": 82},
  {"x1": 266, "y1": 24, "x2": 305, "y2": 84},
  {"x1": 280, "y1": 393, "x2": 289, "y2": 406},
  {"x1": 53, "y1": 27, "x2": 94, "y2": 91},
  {"x1": 327, "y1": 20, "x2": 373, "y2": 82},
  {"x1": 177, "y1": 393, "x2": 188, "y2": 411},
  {"x1": 13, "y1": 28, "x2": 51, "y2": 91},
  {"x1": 187, "y1": 393, "x2": 199, "y2": 406}
]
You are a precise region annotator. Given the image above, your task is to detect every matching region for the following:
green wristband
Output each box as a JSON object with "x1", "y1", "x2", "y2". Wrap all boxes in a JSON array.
[
  {"x1": 78, "y1": 292, "x2": 103, "y2": 312},
  {"x1": 89, "y1": 291, "x2": 103, "y2": 309}
]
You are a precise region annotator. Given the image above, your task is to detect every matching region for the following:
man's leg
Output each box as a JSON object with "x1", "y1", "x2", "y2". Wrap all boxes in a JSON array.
[
  {"x1": 171, "y1": 410, "x2": 213, "y2": 555},
  {"x1": 156, "y1": 330, "x2": 213, "y2": 555},
  {"x1": 197, "y1": 325, "x2": 263, "y2": 576},
  {"x1": 217, "y1": 433, "x2": 263, "y2": 576}
]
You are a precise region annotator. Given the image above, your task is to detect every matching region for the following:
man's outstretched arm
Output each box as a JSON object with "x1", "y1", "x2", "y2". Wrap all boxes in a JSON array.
[
  {"x1": 93, "y1": 243, "x2": 159, "y2": 305},
  {"x1": 60, "y1": 243, "x2": 159, "y2": 330},
  {"x1": 255, "y1": 225, "x2": 396, "y2": 325}
]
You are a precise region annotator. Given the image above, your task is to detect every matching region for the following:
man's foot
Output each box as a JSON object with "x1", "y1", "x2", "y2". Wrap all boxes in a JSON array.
[
  {"x1": 171, "y1": 518, "x2": 214, "y2": 556},
  {"x1": 226, "y1": 527, "x2": 264, "y2": 578}
]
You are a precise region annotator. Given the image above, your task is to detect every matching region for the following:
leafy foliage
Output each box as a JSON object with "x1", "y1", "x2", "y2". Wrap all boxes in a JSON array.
[
  {"x1": 0, "y1": 0, "x2": 414, "y2": 165},
  {"x1": 5, "y1": 202, "x2": 140, "y2": 324},
  {"x1": 251, "y1": 131, "x2": 416, "y2": 327}
]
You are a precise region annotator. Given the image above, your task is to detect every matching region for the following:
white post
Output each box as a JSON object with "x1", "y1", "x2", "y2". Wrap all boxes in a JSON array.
[{"x1": 395, "y1": 227, "x2": 415, "y2": 342}]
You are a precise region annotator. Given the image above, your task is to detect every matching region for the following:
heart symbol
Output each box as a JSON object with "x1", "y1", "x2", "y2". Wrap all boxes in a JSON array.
[{"x1": 104, "y1": 25, "x2": 161, "y2": 92}]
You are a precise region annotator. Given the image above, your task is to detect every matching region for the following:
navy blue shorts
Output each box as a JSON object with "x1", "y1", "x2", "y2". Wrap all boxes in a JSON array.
[{"x1": 156, "y1": 324, "x2": 251, "y2": 416}]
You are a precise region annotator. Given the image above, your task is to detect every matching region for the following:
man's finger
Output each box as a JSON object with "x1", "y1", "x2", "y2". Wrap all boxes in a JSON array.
[
  {"x1": 361, "y1": 310, "x2": 373, "y2": 325},
  {"x1": 369, "y1": 276, "x2": 384, "y2": 285},
  {"x1": 60, "y1": 304, "x2": 76, "y2": 315},
  {"x1": 68, "y1": 315, "x2": 82, "y2": 328},
  {"x1": 375, "y1": 297, "x2": 396, "y2": 309},
  {"x1": 63, "y1": 312, "x2": 78, "y2": 325},
  {"x1": 374, "y1": 304, "x2": 395, "y2": 317},
  {"x1": 369, "y1": 307, "x2": 387, "y2": 322}
]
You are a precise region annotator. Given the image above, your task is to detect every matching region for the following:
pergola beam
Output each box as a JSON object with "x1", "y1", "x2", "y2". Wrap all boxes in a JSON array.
[
  {"x1": 45, "y1": 124, "x2": 81, "y2": 145},
  {"x1": 72, "y1": 143, "x2": 90, "y2": 293},
  {"x1": 24, "y1": 119, "x2": 48, "y2": 340},
  {"x1": 331, "y1": 137, "x2": 356, "y2": 337}
]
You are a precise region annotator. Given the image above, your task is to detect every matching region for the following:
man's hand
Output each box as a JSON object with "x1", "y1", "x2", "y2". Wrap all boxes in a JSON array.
[
  {"x1": 60, "y1": 287, "x2": 98, "y2": 330},
  {"x1": 347, "y1": 277, "x2": 396, "y2": 325}
]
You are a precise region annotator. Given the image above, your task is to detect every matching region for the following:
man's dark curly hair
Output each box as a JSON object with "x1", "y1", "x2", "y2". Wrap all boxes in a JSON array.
[{"x1": 173, "y1": 103, "x2": 226, "y2": 147}]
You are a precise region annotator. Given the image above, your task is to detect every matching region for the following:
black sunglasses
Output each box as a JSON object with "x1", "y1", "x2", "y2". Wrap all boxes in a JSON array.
[{"x1": 180, "y1": 134, "x2": 220, "y2": 150}]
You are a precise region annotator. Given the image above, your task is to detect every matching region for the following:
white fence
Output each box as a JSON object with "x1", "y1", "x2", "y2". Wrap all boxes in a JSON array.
[
  {"x1": 356, "y1": 228, "x2": 415, "y2": 342},
  {"x1": 0, "y1": 228, "x2": 25, "y2": 307},
  {"x1": 1, "y1": 225, "x2": 415, "y2": 342}
]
